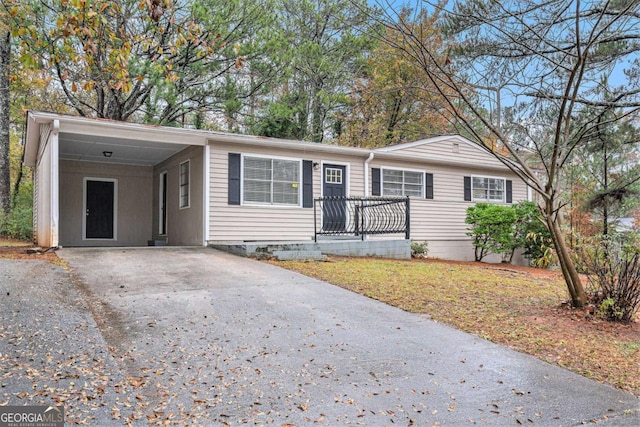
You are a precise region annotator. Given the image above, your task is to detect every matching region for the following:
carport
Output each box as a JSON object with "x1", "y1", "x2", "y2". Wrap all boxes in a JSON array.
[{"x1": 24, "y1": 112, "x2": 210, "y2": 248}]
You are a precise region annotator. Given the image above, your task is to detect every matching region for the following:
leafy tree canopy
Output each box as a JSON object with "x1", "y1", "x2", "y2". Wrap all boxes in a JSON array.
[
  {"x1": 336, "y1": 9, "x2": 458, "y2": 148},
  {"x1": 16, "y1": 0, "x2": 272, "y2": 124}
]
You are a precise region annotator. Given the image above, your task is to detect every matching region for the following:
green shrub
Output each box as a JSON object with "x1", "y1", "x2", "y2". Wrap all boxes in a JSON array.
[
  {"x1": 597, "y1": 297, "x2": 626, "y2": 322},
  {"x1": 465, "y1": 201, "x2": 552, "y2": 265},
  {"x1": 465, "y1": 203, "x2": 517, "y2": 261},
  {"x1": 525, "y1": 232, "x2": 555, "y2": 268},
  {"x1": 514, "y1": 201, "x2": 554, "y2": 266},
  {"x1": 411, "y1": 241, "x2": 429, "y2": 258}
]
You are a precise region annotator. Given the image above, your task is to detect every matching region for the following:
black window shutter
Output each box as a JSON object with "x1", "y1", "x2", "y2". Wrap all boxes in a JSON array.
[
  {"x1": 464, "y1": 176, "x2": 471, "y2": 201},
  {"x1": 302, "y1": 160, "x2": 313, "y2": 208},
  {"x1": 506, "y1": 180, "x2": 513, "y2": 203},
  {"x1": 228, "y1": 153, "x2": 241, "y2": 205},
  {"x1": 372, "y1": 168, "x2": 381, "y2": 196},
  {"x1": 425, "y1": 173, "x2": 434, "y2": 199}
]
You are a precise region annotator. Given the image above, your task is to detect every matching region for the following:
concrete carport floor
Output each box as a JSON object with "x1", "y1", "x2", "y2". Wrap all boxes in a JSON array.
[{"x1": 56, "y1": 247, "x2": 639, "y2": 426}]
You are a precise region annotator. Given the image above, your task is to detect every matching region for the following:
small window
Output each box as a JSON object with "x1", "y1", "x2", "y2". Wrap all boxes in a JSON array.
[
  {"x1": 472, "y1": 176, "x2": 504, "y2": 202},
  {"x1": 325, "y1": 168, "x2": 343, "y2": 184},
  {"x1": 179, "y1": 160, "x2": 190, "y2": 209},
  {"x1": 243, "y1": 156, "x2": 300, "y2": 206},
  {"x1": 382, "y1": 169, "x2": 423, "y2": 197}
]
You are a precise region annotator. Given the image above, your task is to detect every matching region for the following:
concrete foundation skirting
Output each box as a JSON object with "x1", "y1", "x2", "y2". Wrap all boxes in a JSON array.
[{"x1": 210, "y1": 239, "x2": 411, "y2": 260}]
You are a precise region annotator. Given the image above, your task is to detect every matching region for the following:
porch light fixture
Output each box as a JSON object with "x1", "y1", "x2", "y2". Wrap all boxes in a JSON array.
[
  {"x1": 103, "y1": 151, "x2": 113, "y2": 158},
  {"x1": 313, "y1": 162, "x2": 320, "y2": 171}
]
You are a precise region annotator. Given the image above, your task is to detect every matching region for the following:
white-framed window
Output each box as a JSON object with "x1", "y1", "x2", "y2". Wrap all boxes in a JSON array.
[
  {"x1": 243, "y1": 155, "x2": 301, "y2": 206},
  {"x1": 325, "y1": 167, "x2": 343, "y2": 184},
  {"x1": 179, "y1": 160, "x2": 190, "y2": 209},
  {"x1": 472, "y1": 176, "x2": 505, "y2": 202},
  {"x1": 382, "y1": 168, "x2": 424, "y2": 198}
]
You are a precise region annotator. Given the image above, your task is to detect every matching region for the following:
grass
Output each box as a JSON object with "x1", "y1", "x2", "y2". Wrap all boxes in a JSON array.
[
  {"x1": 269, "y1": 257, "x2": 640, "y2": 396},
  {"x1": 0, "y1": 237, "x2": 31, "y2": 247}
]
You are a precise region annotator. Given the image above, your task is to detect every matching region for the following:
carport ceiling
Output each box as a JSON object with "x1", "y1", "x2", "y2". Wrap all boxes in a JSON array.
[{"x1": 59, "y1": 132, "x2": 189, "y2": 166}]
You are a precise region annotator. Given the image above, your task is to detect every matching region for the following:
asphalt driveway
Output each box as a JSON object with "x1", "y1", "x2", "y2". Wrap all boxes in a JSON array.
[{"x1": 4, "y1": 247, "x2": 639, "y2": 425}]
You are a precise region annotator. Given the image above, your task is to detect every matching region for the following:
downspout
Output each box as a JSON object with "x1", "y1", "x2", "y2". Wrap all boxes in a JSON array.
[{"x1": 364, "y1": 152, "x2": 374, "y2": 196}]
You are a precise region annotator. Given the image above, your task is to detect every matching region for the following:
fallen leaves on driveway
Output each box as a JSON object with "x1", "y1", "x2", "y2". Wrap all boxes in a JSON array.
[
  {"x1": 269, "y1": 256, "x2": 640, "y2": 396},
  {"x1": 0, "y1": 262, "x2": 118, "y2": 425}
]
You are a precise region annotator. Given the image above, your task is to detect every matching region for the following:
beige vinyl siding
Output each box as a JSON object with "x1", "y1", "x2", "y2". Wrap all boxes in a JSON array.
[
  {"x1": 208, "y1": 142, "x2": 366, "y2": 242},
  {"x1": 371, "y1": 159, "x2": 527, "y2": 204},
  {"x1": 410, "y1": 200, "x2": 469, "y2": 240},
  {"x1": 153, "y1": 145, "x2": 204, "y2": 245},
  {"x1": 384, "y1": 138, "x2": 501, "y2": 168},
  {"x1": 208, "y1": 140, "x2": 528, "y2": 245},
  {"x1": 58, "y1": 160, "x2": 153, "y2": 246}
]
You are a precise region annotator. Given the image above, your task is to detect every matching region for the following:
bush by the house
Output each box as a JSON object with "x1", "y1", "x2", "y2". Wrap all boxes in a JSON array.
[
  {"x1": 525, "y1": 232, "x2": 555, "y2": 268},
  {"x1": 411, "y1": 240, "x2": 429, "y2": 258},
  {"x1": 465, "y1": 203, "x2": 517, "y2": 261},
  {"x1": 465, "y1": 201, "x2": 552, "y2": 264},
  {"x1": 515, "y1": 201, "x2": 554, "y2": 267}
]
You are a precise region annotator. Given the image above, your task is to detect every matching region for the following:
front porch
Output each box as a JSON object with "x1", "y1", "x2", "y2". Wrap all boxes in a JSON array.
[{"x1": 211, "y1": 195, "x2": 412, "y2": 260}]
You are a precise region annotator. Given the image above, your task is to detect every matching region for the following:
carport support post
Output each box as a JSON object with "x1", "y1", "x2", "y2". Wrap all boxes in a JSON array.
[{"x1": 51, "y1": 119, "x2": 60, "y2": 247}]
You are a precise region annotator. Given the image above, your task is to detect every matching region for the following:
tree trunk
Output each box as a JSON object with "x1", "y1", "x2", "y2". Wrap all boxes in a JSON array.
[
  {"x1": 545, "y1": 200, "x2": 587, "y2": 307},
  {"x1": 310, "y1": 91, "x2": 325, "y2": 143},
  {"x1": 602, "y1": 140, "x2": 609, "y2": 236},
  {"x1": 11, "y1": 136, "x2": 25, "y2": 209},
  {"x1": 0, "y1": 30, "x2": 11, "y2": 215},
  {"x1": 385, "y1": 94, "x2": 402, "y2": 144}
]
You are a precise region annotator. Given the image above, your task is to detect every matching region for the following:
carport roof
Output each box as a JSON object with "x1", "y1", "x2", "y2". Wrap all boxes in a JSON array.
[
  {"x1": 57, "y1": 132, "x2": 196, "y2": 166},
  {"x1": 24, "y1": 112, "x2": 210, "y2": 167},
  {"x1": 24, "y1": 111, "x2": 377, "y2": 168}
]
